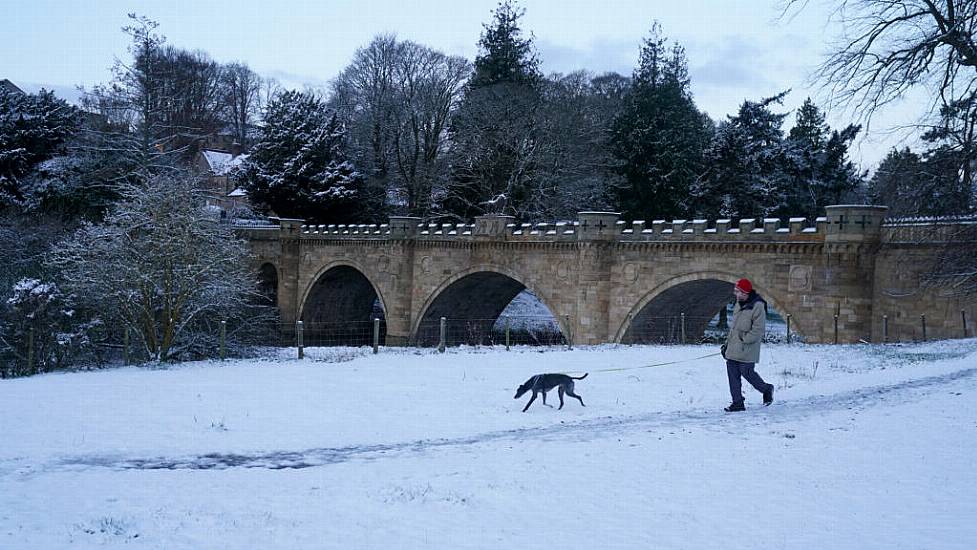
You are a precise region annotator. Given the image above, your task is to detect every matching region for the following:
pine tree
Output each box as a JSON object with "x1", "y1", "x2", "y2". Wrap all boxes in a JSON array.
[
  {"x1": 918, "y1": 96, "x2": 977, "y2": 214},
  {"x1": 0, "y1": 88, "x2": 80, "y2": 209},
  {"x1": 444, "y1": 0, "x2": 546, "y2": 220},
  {"x1": 610, "y1": 24, "x2": 712, "y2": 220},
  {"x1": 868, "y1": 148, "x2": 921, "y2": 216},
  {"x1": 692, "y1": 92, "x2": 788, "y2": 219},
  {"x1": 240, "y1": 91, "x2": 374, "y2": 223},
  {"x1": 469, "y1": 0, "x2": 541, "y2": 89},
  {"x1": 781, "y1": 98, "x2": 863, "y2": 219}
]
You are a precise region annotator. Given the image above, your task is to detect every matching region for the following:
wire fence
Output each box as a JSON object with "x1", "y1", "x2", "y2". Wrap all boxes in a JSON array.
[
  {"x1": 274, "y1": 312, "x2": 792, "y2": 354},
  {"x1": 411, "y1": 316, "x2": 566, "y2": 348},
  {"x1": 623, "y1": 313, "x2": 792, "y2": 345},
  {"x1": 277, "y1": 320, "x2": 386, "y2": 348}
]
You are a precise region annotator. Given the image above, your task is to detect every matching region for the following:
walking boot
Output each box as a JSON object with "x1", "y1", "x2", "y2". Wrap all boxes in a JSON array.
[
  {"x1": 724, "y1": 402, "x2": 746, "y2": 412},
  {"x1": 763, "y1": 385, "x2": 774, "y2": 406}
]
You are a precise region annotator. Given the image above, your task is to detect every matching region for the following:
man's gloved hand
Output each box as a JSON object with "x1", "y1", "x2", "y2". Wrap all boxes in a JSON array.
[{"x1": 720, "y1": 343, "x2": 727, "y2": 359}]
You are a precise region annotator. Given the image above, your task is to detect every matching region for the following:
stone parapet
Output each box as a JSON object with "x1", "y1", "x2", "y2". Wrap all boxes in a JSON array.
[{"x1": 271, "y1": 206, "x2": 917, "y2": 245}]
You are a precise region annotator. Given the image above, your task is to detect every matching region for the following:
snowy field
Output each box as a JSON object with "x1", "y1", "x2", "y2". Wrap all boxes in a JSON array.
[{"x1": 2, "y1": 339, "x2": 976, "y2": 549}]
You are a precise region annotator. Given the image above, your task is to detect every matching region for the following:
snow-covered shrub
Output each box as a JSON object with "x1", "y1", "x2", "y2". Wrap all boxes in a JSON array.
[{"x1": 0, "y1": 278, "x2": 100, "y2": 377}]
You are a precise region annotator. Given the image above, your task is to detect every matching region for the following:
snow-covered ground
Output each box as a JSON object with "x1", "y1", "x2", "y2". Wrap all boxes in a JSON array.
[{"x1": 2, "y1": 339, "x2": 975, "y2": 549}]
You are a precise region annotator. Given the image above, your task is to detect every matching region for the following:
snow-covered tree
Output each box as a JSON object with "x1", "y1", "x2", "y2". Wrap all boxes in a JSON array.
[
  {"x1": 0, "y1": 88, "x2": 80, "y2": 209},
  {"x1": 781, "y1": 98, "x2": 864, "y2": 219},
  {"x1": 610, "y1": 23, "x2": 712, "y2": 220},
  {"x1": 240, "y1": 90, "x2": 374, "y2": 223},
  {"x1": 692, "y1": 92, "x2": 789, "y2": 219},
  {"x1": 48, "y1": 173, "x2": 274, "y2": 363},
  {"x1": 918, "y1": 97, "x2": 977, "y2": 214},
  {"x1": 468, "y1": 0, "x2": 541, "y2": 90},
  {"x1": 444, "y1": 0, "x2": 547, "y2": 220}
]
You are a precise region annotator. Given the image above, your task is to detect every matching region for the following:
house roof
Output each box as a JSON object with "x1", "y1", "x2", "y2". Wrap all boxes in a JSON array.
[
  {"x1": 1, "y1": 79, "x2": 25, "y2": 95},
  {"x1": 201, "y1": 149, "x2": 248, "y2": 176}
]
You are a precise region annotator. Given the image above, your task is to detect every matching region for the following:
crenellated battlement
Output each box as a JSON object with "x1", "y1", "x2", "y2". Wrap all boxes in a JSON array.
[
  {"x1": 256, "y1": 205, "x2": 895, "y2": 244},
  {"x1": 291, "y1": 217, "x2": 827, "y2": 241}
]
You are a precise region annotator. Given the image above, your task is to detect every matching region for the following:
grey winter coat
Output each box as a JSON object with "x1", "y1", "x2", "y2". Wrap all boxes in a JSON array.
[{"x1": 724, "y1": 292, "x2": 766, "y2": 363}]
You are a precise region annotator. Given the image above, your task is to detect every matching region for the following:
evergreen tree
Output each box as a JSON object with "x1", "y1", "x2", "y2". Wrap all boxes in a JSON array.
[
  {"x1": 468, "y1": 0, "x2": 541, "y2": 89},
  {"x1": 867, "y1": 148, "x2": 922, "y2": 216},
  {"x1": 610, "y1": 24, "x2": 712, "y2": 220},
  {"x1": 817, "y1": 125, "x2": 864, "y2": 207},
  {"x1": 692, "y1": 92, "x2": 789, "y2": 219},
  {"x1": 918, "y1": 145, "x2": 975, "y2": 215},
  {"x1": 444, "y1": 0, "x2": 546, "y2": 220},
  {"x1": 782, "y1": 98, "x2": 863, "y2": 219},
  {"x1": 239, "y1": 91, "x2": 373, "y2": 223},
  {"x1": 0, "y1": 88, "x2": 80, "y2": 209},
  {"x1": 918, "y1": 96, "x2": 977, "y2": 214}
]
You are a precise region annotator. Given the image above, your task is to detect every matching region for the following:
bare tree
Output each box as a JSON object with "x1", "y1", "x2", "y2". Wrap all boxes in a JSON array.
[
  {"x1": 445, "y1": 81, "x2": 549, "y2": 220},
  {"x1": 332, "y1": 35, "x2": 469, "y2": 217},
  {"x1": 390, "y1": 41, "x2": 470, "y2": 216},
  {"x1": 786, "y1": 1, "x2": 977, "y2": 119},
  {"x1": 538, "y1": 71, "x2": 626, "y2": 218},
  {"x1": 155, "y1": 46, "x2": 225, "y2": 152},
  {"x1": 80, "y1": 14, "x2": 179, "y2": 173},
  {"x1": 221, "y1": 62, "x2": 264, "y2": 147},
  {"x1": 331, "y1": 34, "x2": 400, "y2": 197}
]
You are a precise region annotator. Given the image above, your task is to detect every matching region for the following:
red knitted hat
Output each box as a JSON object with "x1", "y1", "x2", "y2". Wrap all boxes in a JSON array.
[{"x1": 735, "y1": 278, "x2": 753, "y2": 293}]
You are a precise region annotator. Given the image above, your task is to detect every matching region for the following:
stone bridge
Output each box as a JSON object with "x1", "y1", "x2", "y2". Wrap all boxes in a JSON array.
[{"x1": 239, "y1": 205, "x2": 976, "y2": 345}]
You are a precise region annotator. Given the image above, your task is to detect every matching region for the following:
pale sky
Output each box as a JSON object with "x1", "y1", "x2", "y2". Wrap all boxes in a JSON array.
[{"x1": 1, "y1": 0, "x2": 926, "y2": 168}]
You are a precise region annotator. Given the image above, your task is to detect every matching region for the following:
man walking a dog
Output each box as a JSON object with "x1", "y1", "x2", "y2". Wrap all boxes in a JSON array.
[{"x1": 721, "y1": 278, "x2": 774, "y2": 412}]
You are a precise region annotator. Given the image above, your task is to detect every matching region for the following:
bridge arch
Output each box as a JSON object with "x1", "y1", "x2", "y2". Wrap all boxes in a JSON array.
[
  {"x1": 299, "y1": 260, "x2": 388, "y2": 345},
  {"x1": 412, "y1": 265, "x2": 565, "y2": 346},
  {"x1": 616, "y1": 271, "x2": 804, "y2": 344}
]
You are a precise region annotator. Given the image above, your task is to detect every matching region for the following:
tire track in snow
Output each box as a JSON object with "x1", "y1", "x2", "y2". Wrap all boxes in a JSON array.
[{"x1": 37, "y1": 366, "x2": 977, "y2": 472}]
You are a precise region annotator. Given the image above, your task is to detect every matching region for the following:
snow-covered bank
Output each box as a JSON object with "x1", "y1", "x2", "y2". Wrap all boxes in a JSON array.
[{"x1": 2, "y1": 340, "x2": 975, "y2": 549}]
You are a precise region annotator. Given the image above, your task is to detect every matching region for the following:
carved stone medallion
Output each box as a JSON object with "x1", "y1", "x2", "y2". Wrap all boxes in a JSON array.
[{"x1": 788, "y1": 265, "x2": 813, "y2": 292}]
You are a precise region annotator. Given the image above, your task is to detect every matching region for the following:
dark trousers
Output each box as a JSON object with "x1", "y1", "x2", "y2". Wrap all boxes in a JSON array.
[{"x1": 727, "y1": 359, "x2": 772, "y2": 404}]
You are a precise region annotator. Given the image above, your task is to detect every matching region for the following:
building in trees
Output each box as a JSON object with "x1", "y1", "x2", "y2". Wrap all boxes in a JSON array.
[
  {"x1": 193, "y1": 146, "x2": 250, "y2": 211},
  {"x1": 0, "y1": 79, "x2": 24, "y2": 96}
]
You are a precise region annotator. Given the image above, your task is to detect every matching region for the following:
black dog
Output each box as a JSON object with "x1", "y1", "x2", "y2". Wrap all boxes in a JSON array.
[{"x1": 514, "y1": 373, "x2": 588, "y2": 412}]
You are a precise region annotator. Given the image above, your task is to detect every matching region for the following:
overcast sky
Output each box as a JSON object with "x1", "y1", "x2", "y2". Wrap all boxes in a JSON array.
[{"x1": 2, "y1": 0, "x2": 925, "y2": 168}]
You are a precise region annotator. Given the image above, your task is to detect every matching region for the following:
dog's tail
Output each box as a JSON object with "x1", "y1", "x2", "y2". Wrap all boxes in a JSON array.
[{"x1": 571, "y1": 373, "x2": 588, "y2": 380}]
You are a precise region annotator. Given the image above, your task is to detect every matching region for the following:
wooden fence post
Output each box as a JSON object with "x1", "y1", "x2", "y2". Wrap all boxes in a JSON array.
[
  {"x1": 296, "y1": 320, "x2": 304, "y2": 359},
  {"x1": 438, "y1": 317, "x2": 446, "y2": 353}
]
